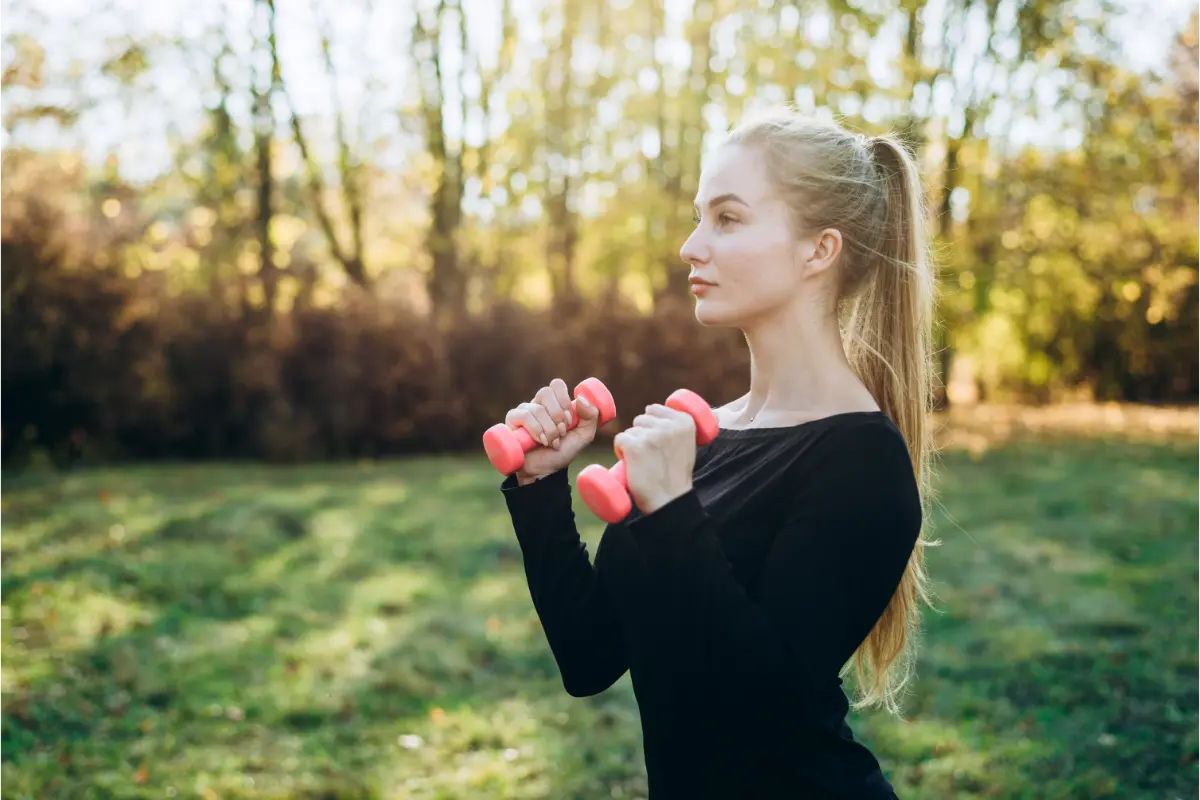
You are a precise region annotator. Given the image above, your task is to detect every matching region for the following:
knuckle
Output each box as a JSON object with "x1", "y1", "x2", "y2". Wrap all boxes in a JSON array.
[{"x1": 539, "y1": 391, "x2": 561, "y2": 412}]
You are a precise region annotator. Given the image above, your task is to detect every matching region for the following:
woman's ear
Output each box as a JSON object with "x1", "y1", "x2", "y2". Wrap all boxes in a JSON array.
[{"x1": 796, "y1": 228, "x2": 843, "y2": 279}]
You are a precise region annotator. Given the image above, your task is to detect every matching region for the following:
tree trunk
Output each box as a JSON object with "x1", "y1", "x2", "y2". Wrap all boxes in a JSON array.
[{"x1": 253, "y1": 0, "x2": 278, "y2": 317}]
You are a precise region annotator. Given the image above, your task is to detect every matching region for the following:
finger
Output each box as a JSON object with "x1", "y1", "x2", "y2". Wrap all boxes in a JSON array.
[
  {"x1": 637, "y1": 404, "x2": 678, "y2": 424},
  {"x1": 506, "y1": 404, "x2": 549, "y2": 446},
  {"x1": 576, "y1": 393, "x2": 599, "y2": 420},
  {"x1": 647, "y1": 404, "x2": 695, "y2": 434},
  {"x1": 645, "y1": 403, "x2": 687, "y2": 420},
  {"x1": 631, "y1": 412, "x2": 672, "y2": 429},
  {"x1": 535, "y1": 385, "x2": 569, "y2": 439},
  {"x1": 519, "y1": 404, "x2": 551, "y2": 447},
  {"x1": 529, "y1": 402, "x2": 562, "y2": 447},
  {"x1": 549, "y1": 379, "x2": 573, "y2": 427},
  {"x1": 614, "y1": 427, "x2": 646, "y2": 450}
]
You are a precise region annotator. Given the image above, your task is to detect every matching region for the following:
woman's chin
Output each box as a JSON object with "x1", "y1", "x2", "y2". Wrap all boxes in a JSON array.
[{"x1": 693, "y1": 298, "x2": 737, "y2": 327}]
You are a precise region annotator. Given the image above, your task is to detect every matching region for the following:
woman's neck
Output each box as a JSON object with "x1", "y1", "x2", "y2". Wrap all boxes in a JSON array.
[{"x1": 727, "y1": 304, "x2": 877, "y2": 427}]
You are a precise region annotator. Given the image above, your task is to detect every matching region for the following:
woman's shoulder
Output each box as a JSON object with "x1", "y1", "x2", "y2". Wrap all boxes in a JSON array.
[
  {"x1": 789, "y1": 414, "x2": 922, "y2": 522},
  {"x1": 801, "y1": 411, "x2": 910, "y2": 468}
]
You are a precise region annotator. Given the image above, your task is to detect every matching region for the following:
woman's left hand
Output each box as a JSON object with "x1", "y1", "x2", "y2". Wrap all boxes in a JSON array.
[{"x1": 614, "y1": 403, "x2": 698, "y2": 515}]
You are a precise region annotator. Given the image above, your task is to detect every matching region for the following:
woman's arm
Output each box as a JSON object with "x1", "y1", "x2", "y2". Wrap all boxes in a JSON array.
[
  {"x1": 622, "y1": 422, "x2": 923, "y2": 714},
  {"x1": 501, "y1": 468, "x2": 629, "y2": 697}
]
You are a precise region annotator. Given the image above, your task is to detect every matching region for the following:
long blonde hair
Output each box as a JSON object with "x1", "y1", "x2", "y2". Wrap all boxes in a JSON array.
[{"x1": 725, "y1": 107, "x2": 939, "y2": 715}]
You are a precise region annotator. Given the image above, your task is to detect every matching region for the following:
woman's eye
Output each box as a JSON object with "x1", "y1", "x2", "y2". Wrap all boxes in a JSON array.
[{"x1": 719, "y1": 213, "x2": 736, "y2": 226}]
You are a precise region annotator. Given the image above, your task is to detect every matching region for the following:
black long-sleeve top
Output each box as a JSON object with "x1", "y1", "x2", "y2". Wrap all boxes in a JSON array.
[{"x1": 500, "y1": 410, "x2": 922, "y2": 799}]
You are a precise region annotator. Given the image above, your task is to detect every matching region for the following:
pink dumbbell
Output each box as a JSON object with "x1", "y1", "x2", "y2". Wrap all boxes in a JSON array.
[
  {"x1": 483, "y1": 377, "x2": 618, "y2": 475},
  {"x1": 575, "y1": 388, "x2": 720, "y2": 523}
]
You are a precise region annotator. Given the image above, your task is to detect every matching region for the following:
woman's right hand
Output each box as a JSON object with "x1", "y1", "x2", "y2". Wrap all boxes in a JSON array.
[{"x1": 506, "y1": 378, "x2": 602, "y2": 484}]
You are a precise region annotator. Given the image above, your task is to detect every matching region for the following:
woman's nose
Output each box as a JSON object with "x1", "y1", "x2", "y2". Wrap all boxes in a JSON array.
[{"x1": 680, "y1": 229, "x2": 708, "y2": 266}]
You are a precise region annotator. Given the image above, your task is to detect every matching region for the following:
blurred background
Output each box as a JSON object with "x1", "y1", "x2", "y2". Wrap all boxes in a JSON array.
[
  {"x1": 2, "y1": 0, "x2": 1197, "y2": 798},
  {"x1": 2, "y1": 0, "x2": 1197, "y2": 463}
]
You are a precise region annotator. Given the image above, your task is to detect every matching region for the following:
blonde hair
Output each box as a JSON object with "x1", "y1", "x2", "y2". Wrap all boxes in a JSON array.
[{"x1": 725, "y1": 107, "x2": 939, "y2": 715}]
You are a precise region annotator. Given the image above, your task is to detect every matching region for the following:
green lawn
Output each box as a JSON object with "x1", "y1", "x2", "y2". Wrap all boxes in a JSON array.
[{"x1": 2, "y1": 434, "x2": 1197, "y2": 799}]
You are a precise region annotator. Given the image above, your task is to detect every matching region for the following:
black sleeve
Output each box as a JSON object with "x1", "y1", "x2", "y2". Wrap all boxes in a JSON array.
[
  {"x1": 624, "y1": 421, "x2": 923, "y2": 715},
  {"x1": 501, "y1": 468, "x2": 630, "y2": 697}
]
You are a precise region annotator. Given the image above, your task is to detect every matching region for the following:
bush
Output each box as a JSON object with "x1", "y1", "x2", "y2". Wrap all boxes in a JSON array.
[{"x1": 0, "y1": 208, "x2": 750, "y2": 466}]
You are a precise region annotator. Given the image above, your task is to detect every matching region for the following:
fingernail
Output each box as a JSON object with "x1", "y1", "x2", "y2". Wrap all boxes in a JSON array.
[
  {"x1": 558, "y1": 423, "x2": 567, "y2": 437},
  {"x1": 565, "y1": 410, "x2": 573, "y2": 426},
  {"x1": 540, "y1": 433, "x2": 548, "y2": 446}
]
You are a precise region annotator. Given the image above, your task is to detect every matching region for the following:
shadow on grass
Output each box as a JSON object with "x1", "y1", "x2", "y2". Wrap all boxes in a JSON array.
[
  {"x1": 2, "y1": 458, "x2": 647, "y2": 799},
  {"x1": 852, "y1": 439, "x2": 1198, "y2": 798}
]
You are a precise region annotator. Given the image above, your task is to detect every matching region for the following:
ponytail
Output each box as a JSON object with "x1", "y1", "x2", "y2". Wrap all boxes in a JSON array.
[{"x1": 840, "y1": 134, "x2": 938, "y2": 714}]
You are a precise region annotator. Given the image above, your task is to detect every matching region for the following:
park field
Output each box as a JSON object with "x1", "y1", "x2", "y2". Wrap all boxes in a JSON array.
[{"x1": 2, "y1": 408, "x2": 1197, "y2": 799}]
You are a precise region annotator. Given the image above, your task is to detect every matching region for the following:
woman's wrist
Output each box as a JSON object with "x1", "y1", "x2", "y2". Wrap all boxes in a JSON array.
[{"x1": 514, "y1": 469, "x2": 545, "y2": 486}]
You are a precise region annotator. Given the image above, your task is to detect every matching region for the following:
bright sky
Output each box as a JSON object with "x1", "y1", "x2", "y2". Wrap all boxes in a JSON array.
[{"x1": 1, "y1": 0, "x2": 1193, "y2": 183}]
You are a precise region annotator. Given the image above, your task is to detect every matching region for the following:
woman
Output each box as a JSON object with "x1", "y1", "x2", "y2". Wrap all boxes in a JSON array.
[{"x1": 498, "y1": 107, "x2": 937, "y2": 799}]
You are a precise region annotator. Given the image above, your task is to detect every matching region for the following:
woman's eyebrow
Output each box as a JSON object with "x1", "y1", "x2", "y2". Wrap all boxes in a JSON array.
[{"x1": 693, "y1": 193, "x2": 750, "y2": 212}]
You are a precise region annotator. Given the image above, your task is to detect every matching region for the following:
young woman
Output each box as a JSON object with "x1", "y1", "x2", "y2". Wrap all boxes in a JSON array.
[{"x1": 497, "y1": 107, "x2": 937, "y2": 799}]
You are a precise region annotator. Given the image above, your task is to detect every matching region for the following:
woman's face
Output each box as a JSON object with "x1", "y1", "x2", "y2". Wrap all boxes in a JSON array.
[{"x1": 680, "y1": 143, "x2": 833, "y2": 328}]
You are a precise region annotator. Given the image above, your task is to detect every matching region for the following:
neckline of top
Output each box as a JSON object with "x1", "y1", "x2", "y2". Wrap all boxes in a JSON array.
[{"x1": 713, "y1": 409, "x2": 889, "y2": 440}]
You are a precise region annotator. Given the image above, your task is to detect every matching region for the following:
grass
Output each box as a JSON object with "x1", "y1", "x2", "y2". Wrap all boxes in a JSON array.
[{"x1": 1, "y1": 426, "x2": 1196, "y2": 799}]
